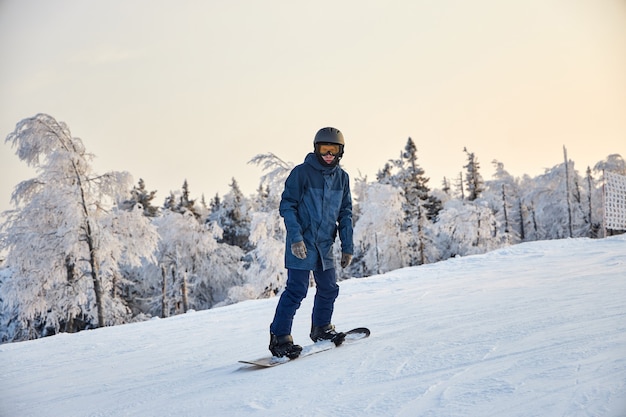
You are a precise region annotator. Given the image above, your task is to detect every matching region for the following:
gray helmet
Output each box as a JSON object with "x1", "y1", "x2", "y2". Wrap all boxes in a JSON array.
[
  {"x1": 314, "y1": 127, "x2": 344, "y2": 146},
  {"x1": 313, "y1": 127, "x2": 344, "y2": 167}
]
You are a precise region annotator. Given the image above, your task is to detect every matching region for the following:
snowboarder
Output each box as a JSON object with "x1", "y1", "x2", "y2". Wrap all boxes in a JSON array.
[{"x1": 269, "y1": 127, "x2": 354, "y2": 358}]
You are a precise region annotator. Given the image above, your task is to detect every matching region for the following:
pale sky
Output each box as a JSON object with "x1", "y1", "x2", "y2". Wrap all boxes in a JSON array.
[{"x1": 1, "y1": 0, "x2": 625, "y2": 213}]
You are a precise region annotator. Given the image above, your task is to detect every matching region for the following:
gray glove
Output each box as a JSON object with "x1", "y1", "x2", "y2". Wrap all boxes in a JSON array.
[
  {"x1": 341, "y1": 253, "x2": 352, "y2": 268},
  {"x1": 291, "y1": 241, "x2": 307, "y2": 259}
]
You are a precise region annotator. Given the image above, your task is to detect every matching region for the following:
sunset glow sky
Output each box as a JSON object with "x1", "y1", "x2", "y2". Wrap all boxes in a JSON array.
[{"x1": 1, "y1": 0, "x2": 625, "y2": 212}]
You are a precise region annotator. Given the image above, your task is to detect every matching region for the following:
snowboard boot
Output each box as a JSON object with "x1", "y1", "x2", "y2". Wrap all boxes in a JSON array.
[
  {"x1": 310, "y1": 324, "x2": 346, "y2": 346},
  {"x1": 269, "y1": 333, "x2": 302, "y2": 359}
]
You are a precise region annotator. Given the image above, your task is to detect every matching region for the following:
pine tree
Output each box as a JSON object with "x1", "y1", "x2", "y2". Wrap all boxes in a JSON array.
[
  {"x1": 441, "y1": 177, "x2": 451, "y2": 195},
  {"x1": 209, "y1": 178, "x2": 252, "y2": 250},
  {"x1": 463, "y1": 147, "x2": 484, "y2": 201},
  {"x1": 376, "y1": 162, "x2": 393, "y2": 183},
  {"x1": 377, "y1": 138, "x2": 442, "y2": 265},
  {"x1": 209, "y1": 193, "x2": 221, "y2": 214},
  {"x1": 163, "y1": 180, "x2": 204, "y2": 220},
  {"x1": 178, "y1": 180, "x2": 202, "y2": 219},
  {"x1": 379, "y1": 138, "x2": 443, "y2": 219},
  {"x1": 123, "y1": 178, "x2": 159, "y2": 217},
  {"x1": 456, "y1": 172, "x2": 465, "y2": 200},
  {"x1": 163, "y1": 191, "x2": 176, "y2": 212}
]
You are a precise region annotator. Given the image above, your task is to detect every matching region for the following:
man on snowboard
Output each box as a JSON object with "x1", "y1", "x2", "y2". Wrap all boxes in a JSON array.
[{"x1": 269, "y1": 127, "x2": 354, "y2": 358}]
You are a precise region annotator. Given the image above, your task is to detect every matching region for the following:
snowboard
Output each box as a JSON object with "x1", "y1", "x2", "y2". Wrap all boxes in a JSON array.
[{"x1": 239, "y1": 327, "x2": 370, "y2": 368}]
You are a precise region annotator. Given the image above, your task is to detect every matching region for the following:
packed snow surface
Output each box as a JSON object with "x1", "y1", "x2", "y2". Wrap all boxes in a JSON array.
[{"x1": 1, "y1": 236, "x2": 625, "y2": 417}]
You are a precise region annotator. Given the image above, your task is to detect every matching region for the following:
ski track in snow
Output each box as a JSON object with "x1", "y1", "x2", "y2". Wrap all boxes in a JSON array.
[{"x1": 1, "y1": 236, "x2": 625, "y2": 417}]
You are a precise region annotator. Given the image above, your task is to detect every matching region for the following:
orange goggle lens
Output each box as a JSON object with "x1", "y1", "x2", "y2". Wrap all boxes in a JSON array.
[{"x1": 317, "y1": 143, "x2": 341, "y2": 156}]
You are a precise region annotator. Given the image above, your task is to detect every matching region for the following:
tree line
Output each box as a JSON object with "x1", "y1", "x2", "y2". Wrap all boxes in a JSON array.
[{"x1": 1, "y1": 114, "x2": 624, "y2": 343}]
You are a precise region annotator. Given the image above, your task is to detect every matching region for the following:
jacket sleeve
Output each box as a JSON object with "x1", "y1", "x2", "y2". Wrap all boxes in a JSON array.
[
  {"x1": 279, "y1": 168, "x2": 304, "y2": 244},
  {"x1": 338, "y1": 172, "x2": 354, "y2": 254}
]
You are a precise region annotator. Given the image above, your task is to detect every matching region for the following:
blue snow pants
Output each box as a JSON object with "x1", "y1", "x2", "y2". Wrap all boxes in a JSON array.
[{"x1": 270, "y1": 268, "x2": 339, "y2": 337}]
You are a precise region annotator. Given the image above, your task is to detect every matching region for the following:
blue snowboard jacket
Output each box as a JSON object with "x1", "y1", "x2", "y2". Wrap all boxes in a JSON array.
[{"x1": 279, "y1": 153, "x2": 353, "y2": 271}]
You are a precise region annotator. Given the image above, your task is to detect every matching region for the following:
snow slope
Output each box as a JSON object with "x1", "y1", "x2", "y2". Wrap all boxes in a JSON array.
[{"x1": 1, "y1": 236, "x2": 625, "y2": 417}]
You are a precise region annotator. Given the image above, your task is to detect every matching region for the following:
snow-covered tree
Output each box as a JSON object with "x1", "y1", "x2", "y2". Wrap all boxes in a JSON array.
[
  {"x1": 146, "y1": 209, "x2": 243, "y2": 317},
  {"x1": 583, "y1": 166, "x2": 604, "y2": 238},
  {"x1": 2, "y1": 115, "x2": 619, "y2": 342},
  {"x1": 248, "y1": 153, "x2": 293, "y2": 210},
  {"x1": 376, "y1": 138, "x2": 442, "y2": 265},
  {"x1": 434, "y1": 199, "x2": 502, "y2": 259},
  {"x1": 99, "y1": 204, "x2": 159, "y2": 321},
  {"x1": 351, "y1": 181, "x2": 406, "y2": 275},
  {"x1": 164, "y1": 180, "x2": 206, "y2": 220},
  {"x1": 121, "y1": 178, "x2": 159, "y2": 217},
  {"x1": 482, "y1": 160, "x2": 522, "y2": 243},
  {"x1": 0, "y1": 114, "x2": 158, "y2": 341},
  {"x1": 593, "y1": 154, "x2": 626, "y2": 177},
  {"x1": 223, "y1": 153, "x2": 293, "y2": 303},
  {"x1": 0, "y1": 266, "x2": 17, "y2": 343},
  {"x1": 209, "y1": 178, "x2": 252, "y2": 250},
  {"x1": 463, "y1": 147, "x2": 484, "y2": 201},
  {"x1": 226, "y1": 210, "x2": 287, "y2": 303},
  {"x1": 378, "y1": 138, "x2": 441, "y2": 220},
  {"x1": 441, "y1": 177, "x2": 452, "y2": 195},
  {"x1": 520, "y1": 161, "x2": 588, "y2": 240}
]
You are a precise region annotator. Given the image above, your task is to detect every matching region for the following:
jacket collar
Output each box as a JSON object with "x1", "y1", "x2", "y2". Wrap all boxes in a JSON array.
[{"x1": 304, "y1": 152, "x2": 339, "y2": 173}]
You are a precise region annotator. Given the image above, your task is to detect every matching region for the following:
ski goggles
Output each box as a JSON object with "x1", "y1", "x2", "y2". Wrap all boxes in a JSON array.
[{"x1": 316, "y1": 143, "x2": 342, "y2": 156}]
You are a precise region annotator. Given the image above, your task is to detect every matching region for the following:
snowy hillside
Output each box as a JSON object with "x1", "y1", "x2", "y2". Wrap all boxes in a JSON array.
[{"x1": 1, "y1": 236, "x2": 625, "y2": 417}]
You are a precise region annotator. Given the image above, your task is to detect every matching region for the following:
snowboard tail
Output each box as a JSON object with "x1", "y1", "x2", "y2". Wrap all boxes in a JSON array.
[{"x1": 239, "y1": 327, "x2": 370, "y2": 368}]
